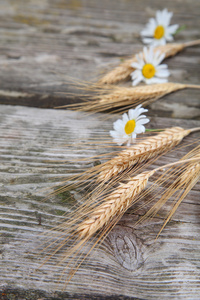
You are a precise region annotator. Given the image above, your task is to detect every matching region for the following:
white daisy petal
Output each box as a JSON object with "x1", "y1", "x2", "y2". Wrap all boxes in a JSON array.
[
  {"x1": 134, "y1": 124, "x2": 146, "y2": 134},
  {"x1": 110, "y1": 130, "x2": 119, "y2": 139},
  {"x1": 128, "y1": 109, "x2": 133, "y2": 119},
  {"x1": 133, "y1": 105, "x2": 148, "y2": 118},
  {"x1": 148, "y1": 18, "x2": 157, "y2": 30},
  {"x1": 153, "y1": 50, "x2": 161, "y2": 61},
  {"x1": 136, "y1": 118, "x2": 150, "y2": 126},
  {"x1": 163, "y1": 10, "x2": 173, "y2": 27},
  {"x1": 147, "y1": 46, "x2": 154, "y2": 63},
  {"x1": 136, "y1": 114, "x2": 148, "y2": 121},
  {"x1": 131, "y1": 62, "x2": 143, "y2": 70},
  {"x1": 134, "y1": 109, "x2": 148, "y2": 119},
  {"x1": 128, "y1": 109, "x2": 136, "y2": 120},
  {"x1": 142, "y1": 37, "x2": 154, "y2": 45},
  {"x1": 156, "y1": 10, "x2": 163, "y2": 25},
  {"x1": 132, "y1": 74, "x2": 143, "y2": 86},
  {"x1": 166, "y1": 24, "x2": 179, "y2": 34},
  {"x1": 115, "y1": 138, "x2": 125, "y2": 146},
  {"x1": 113, "y1": 119, "x2": 124, "y2": 131},
  {"x1": 156, "y1": 69, "x2": 170, "y2": 77},
  {"x1": 143, "y1": 47, "x2": 149, "y2": 62},
  {"x1": 122, "y1": 113, "x2": 129, "y2": 123},
  {"x1": 153, "y1": 39, "x2": 165, "y2": 46},
  {"x1": 131, "y1": 132, "x2": 137, "y2": 138},
  {"x1": 160, "y1": 38, "x2": 167, "y2": 45},
  {"x1": 154, "y1": 52, "x2": 165, "y2": 65},
  {"x1": 136, "y1": 53, "x2": 144, "y2": 66},
  {"x1": 137, "y1": 108, "x2": 148, "y2": 115},
  {"x1": 131, "y1": 70, "x2": 142, "y2": 79},
  {"x1": 141, "y1": 18, "x2": 157, "y2": 37},
  {"x1": 165, "y1": 34, "x2": 174, "y2": 42},
  {"x1": 141, "y1": 29, "x2": 153, "y2": 37},
  {"x1": 149, "y1": 77, "x2": 168, "y2": 84},
  {"x1": 156, "y1": 64, "x2": 168, "y2": 70}
]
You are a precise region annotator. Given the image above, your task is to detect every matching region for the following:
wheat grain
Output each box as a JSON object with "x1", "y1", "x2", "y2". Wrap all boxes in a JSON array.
[
  {"x1": 99, "y1": 40, "x2": 200, "y2": 84},
  {"x1": 98, "y1": 127, "x2": 191, "y2": 182}
]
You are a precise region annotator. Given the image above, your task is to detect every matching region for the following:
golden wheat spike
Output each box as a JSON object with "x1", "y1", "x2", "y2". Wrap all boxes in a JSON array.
[
  {"x1": 99, "y1": 40, "x2": 200, "y2": 84},
  {"x1": 77, "y1": 170, "x2": 155, "y2": 239},
  {"x1": 97, "y1": 83, "x2": 200, "y2": 112},
  {"x1": 98, "y1": 127, "x2": 192, "y2": 182},
  {"x1": 66, "y1": 82, "x2": 200, "y2": 113}
]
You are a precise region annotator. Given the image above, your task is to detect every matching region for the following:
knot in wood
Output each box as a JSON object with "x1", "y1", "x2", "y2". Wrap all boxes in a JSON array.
[{"x1": 108, "y1": 226, "x2": 144, "y2": 271}]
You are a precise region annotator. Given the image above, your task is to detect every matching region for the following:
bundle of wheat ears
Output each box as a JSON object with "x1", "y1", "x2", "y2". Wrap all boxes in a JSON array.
[
  {"x1": 59, "y1": 39, "x2": 200, "y2": 114},
  {"x1": 37, "y1": 143, "x2": 200, "y2": 286},
  {"x1": 36, "y1": 36, "x2": 200, "y2": 286}
]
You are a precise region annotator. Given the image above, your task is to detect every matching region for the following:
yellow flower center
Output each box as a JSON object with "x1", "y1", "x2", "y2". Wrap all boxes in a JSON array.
[
  {"x1": 154, "y1": 25, "x2": 165, "y2": 39},
  {"x1": 125, "y1": 120, "x2": 136, "y2": 135},
  {"x1": 142, "y1": 63, "x2": 156, "y2": 79}
]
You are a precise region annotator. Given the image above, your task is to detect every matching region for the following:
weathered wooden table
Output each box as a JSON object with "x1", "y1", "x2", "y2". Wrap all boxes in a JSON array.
[{"x1": 0, "y1": 1, "x2": 200, "y2": 299}]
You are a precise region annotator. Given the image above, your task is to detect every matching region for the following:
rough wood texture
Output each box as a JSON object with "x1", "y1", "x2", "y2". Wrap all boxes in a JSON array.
[
  {"x1": 0, "y1": 0, "x2": 200, "y2": 299},
  {"x1": 0, "y1": 0, "x2": 199, "y2": 118},
  {"x1": 0, "y1": 105, "x2": 200, "y2": 299}
]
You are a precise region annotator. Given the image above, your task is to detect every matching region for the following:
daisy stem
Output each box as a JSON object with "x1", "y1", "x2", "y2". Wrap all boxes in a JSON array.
[
  {"x1": 173, "y1": 25, "x2": 186, "y2": 36},
  {"x1": 145, "y1": 129, "x2": 164, "y2": 132},
  {"x1": 184, "y1": 39, "x2": 200, "y2": 48}
]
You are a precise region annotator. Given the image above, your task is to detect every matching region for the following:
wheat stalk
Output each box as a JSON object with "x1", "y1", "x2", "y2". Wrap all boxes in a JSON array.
[
  {"x1": 63, "y1": 82, "x2": 200, "y2": 113},
  {"x1": 98, "y1": 40, "x2": 200, "y2": 84},
  {"x1": 98, "y1": 126, "x2": 194, "y2": 182}
]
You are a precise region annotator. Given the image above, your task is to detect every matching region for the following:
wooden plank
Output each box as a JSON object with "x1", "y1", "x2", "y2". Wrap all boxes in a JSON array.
[
  {"x1": 0, "y1": 104, "x2": 200, "y2": 299},
  {"x1": 0, "y1": 0, "x2": 199, "y2": 118}
]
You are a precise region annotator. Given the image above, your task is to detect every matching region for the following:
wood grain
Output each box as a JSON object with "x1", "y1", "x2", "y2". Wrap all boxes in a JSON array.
[
  {"x1": 0, "y1": 0, "x2": 200, "y2": 299},
  {"x1": 0, "y1": 0, "x2": 199, "y2": 119},
  {"x1": 0, "y1": 105, "x2": 199, "y2": 299}
]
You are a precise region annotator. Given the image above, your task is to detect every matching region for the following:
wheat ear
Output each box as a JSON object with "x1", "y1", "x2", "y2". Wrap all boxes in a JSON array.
[
  {"x1": 78, "y1": 170, "x2": 155, "y2": 239},
  {"x1": 99, "y1": 40, "x2": 200, "y2": 84},
  {"x1": 98, "y1": 127, "x2": 192, "y2": 182},
  {"x1": 65, "y1": 82, "x2": 200, "y2": 113}
]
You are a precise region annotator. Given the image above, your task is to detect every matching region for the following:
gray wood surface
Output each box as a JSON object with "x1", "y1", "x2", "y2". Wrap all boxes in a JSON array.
[
  {"x1": 0, "y1": 0, "x2": 199, "y2": 119},
  {"x1": 0, "y1": 0, "x2": 200, "y2": 299},
  {"x1": 0, "y1": 105, "x2": 200, "y2": 300}
]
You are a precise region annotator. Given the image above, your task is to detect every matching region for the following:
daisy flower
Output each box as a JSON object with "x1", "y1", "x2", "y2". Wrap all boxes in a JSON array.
[
  {"x1": 131, "y1": 46, "x2": 170, "y2": 86},
  {"x1": 110, "y1": 105, "x2": 149, "y2": 146},
  {"x1": 141, "y1": 8, "x2": 179, "y2": 46}
]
